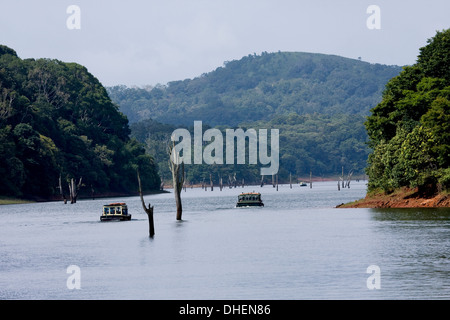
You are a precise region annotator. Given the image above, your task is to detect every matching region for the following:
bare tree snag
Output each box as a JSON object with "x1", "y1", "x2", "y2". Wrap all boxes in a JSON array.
[
  {"x1": 168, "y1": 140, "x2": 185, "y2": 220},
  {"x1": 57, "y1": 174, "x2": 67, "y2": 204},
  {"x1": 137, "y1": 169, "x2": 155, "y2": 238},
  {"x1": 68, "y1": 177, "x2": 82, "y2": 204}
]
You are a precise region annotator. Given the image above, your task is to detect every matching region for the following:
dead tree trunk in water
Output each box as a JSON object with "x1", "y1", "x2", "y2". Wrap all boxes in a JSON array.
[
  {"x1": 137, "y1": 170, "x2": 155, "y2": 238},
  {"x1": 68, "y1": 177, "x2": 82, "y2": 204},
  {"x1": 346, "y1": 170, "x2": 354, "y2": 188},
  {"x1": 58, "y1": 174, "x2": 67, "y2": 204},
  {"x1": 290, "y1": 173, "x2": 292, "y2": 189},
  {"x1": 168, "y1": 141, "x2": 185, "y2": 220}
]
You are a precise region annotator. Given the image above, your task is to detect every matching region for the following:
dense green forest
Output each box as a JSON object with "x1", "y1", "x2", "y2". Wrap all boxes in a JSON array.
[
  {"x1": 365, "y1": 29, "x2": 450, "y2": 194},
  {"x1": 0, "y1": 45, "x2": 160, "y2": 199},
  {"x1": 110, "y1": 51, "x2": 401, "y2": 183},
  {"x1": 108, "y1": 52, "x2": 401, "y2": 126},
  {"x1": 130, "y1": 113, "x2": 370, "y2": 185}
]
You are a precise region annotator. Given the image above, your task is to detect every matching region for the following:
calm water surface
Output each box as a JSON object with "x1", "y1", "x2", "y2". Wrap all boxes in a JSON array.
[{"x1": 0, "y1": 181, "x2": 449, "y2": 300}]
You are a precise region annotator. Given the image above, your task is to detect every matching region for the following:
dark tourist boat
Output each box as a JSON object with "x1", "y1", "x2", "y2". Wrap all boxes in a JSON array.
[
  {"x1": 236, "y1": 192, "x2": 264, "y2": 207},
  {"x1": 100, "y1": 202, "x2": 132, "y2": 221}
]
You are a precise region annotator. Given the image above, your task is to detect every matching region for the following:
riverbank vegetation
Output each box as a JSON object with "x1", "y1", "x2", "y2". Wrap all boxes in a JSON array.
[
  {"x1": 0, "y1": 45, "x2": 160, "y2": 201},
  {"x1": 0, "y1": 196, "x2": 34, "y2": 205},
  {"x1": 365, "y1": 29, "x2": 450, "y2": 195},
  {"x1": 346, "y1": 29, "x2": 450, "y2": 207}
]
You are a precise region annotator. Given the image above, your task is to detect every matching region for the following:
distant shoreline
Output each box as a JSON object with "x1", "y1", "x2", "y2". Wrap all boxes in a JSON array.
[
  {"x1": 0, "y1": 197, "x2": 35, "y2": 205},
  {"x1": 0, "y1": 190, "x2": 169, "y2": 206},
  {"x1": 1, "y1": 178, "x2": 366, "y2": 206}
]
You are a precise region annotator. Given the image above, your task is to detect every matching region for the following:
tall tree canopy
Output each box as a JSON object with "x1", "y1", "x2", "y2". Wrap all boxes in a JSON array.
[
  {"x1": 365, "y1": 29, "x2": 450, "y2": 194},
  {"x1": 0, "y1": 45, "x2": 160, "y2": 199}
]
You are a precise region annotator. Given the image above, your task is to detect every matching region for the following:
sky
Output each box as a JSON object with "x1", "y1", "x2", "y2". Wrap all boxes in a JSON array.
[{"x1": 1, "y1": 0, "x2": 449, "y2": 87}]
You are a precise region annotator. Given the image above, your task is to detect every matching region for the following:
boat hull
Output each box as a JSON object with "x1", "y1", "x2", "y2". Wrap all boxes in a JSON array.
[
  {"x1": 236, "y1": 202, "x2": 264, "y2": 207},
  {"x1": 100, "y1": 214, "x2": 132, "y2": 221}
]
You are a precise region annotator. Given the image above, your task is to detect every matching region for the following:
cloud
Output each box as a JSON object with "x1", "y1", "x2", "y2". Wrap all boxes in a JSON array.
[{"x1": 2, "y1": 0, "x2": 450, "y2": 86}]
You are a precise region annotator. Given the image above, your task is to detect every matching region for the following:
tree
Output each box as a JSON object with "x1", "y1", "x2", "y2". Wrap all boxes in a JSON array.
[
  {"x1": 137, "y1": 169, "x2": 155, "y2": 238},
  {"x1": 0, "y1": 45, "x2": 161, "y2": 199},
  {"x1": 68, "y1": 177, "x2": 82, "y2": 204},
  {"x1": 365, "y1": 29, "x2": 450, "y2": 193},
  {"x1": 417, "y1": 29, "x2": 450, "y2": 81},
  {"x1": 168, "y1": 140, "x2": 184, "y2": 220},
  {"x1": 420, "y1": 96, "x2": 450, "y2": 167}
]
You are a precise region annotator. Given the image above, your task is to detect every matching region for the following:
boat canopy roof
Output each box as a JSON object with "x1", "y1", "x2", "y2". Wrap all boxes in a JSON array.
[
  {"x1": 238, "y1": 192, "x2": 261, "y2": 199},
  {"x1": 103, "y1": 202, "x2": 127, "y2": 207}
]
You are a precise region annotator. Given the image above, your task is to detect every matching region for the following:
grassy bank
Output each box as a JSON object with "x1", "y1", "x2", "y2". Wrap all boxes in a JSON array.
[{"x1": 0, "y1": 197, "x2": 35, "y2": 205}]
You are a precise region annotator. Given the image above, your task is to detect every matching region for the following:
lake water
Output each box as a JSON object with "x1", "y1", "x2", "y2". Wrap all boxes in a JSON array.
[{"x1": 0, "y1": 181, "x2": 449, "y2": 300}]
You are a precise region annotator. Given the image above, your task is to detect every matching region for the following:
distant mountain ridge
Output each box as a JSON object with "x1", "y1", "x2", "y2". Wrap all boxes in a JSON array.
[
  {"x1": 108, "y1": 51, "x2": 403, "y2": 126},
  {"x1": 107, "y1": 52, "x2": 402, "y2": 181}
]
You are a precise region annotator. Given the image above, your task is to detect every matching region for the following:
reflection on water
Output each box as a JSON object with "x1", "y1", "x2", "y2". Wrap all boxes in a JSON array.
[
  {"x1": 367, "y1": 207, "x2": 450, "y2": 300},
  {"x1": 370, "y1": 207, "x2": 450, "y2": 221},
  {"x1": 0, "y1": 181, "x2": 449, "y2": 300}
]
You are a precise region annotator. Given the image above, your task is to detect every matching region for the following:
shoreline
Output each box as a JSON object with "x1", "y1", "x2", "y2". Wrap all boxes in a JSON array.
[
  {"x1": 337, "y1": 187, "x2": 450, "y2": 208},
  {"x1": 0, "y1": 189, "x2": 169, "y2": 206}
]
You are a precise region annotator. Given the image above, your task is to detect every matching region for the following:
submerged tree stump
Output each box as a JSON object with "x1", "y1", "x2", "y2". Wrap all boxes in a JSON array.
[
  {"x1": 137, "y1": 170, "x2": 155, "y2": 237},
  {"x1": 168, "y1": 140, "x2": 184, "y2": 221}
]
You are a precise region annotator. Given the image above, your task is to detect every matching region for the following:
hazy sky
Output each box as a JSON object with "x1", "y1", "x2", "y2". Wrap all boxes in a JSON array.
[{"x1": 1, "y1": 0, "x2": 449, "y2": 87}]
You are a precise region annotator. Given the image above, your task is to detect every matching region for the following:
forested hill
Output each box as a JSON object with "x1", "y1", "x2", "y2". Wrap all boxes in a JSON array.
[
  {"x1": 114, "y1": 52, "x2": 402, "y2": 183},
  {"x1": 0, "y1": 45, "x2": 160, "y2": 199},
  {"x1": 108, "y1": 51, "x2": 402, "y2": 126}
]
